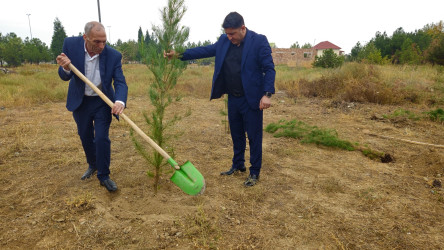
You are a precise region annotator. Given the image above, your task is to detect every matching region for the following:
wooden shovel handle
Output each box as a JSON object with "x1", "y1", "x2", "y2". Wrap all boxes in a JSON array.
[{"x1": 68, "y1": 63, "x2": 176, "y2": 164}]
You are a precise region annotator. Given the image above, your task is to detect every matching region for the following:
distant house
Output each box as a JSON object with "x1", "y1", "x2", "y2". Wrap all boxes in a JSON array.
[{"x1": 313, "y1": 41, "x2": 343, "y2": 57}]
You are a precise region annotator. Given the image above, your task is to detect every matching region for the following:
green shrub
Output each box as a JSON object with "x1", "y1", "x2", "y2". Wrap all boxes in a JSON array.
[
  {"x1": 313, "y1": 49, "x2": 344, "y2": 68},
  {"x1": 425, "y1": 108, "x2": 444, "y2": 122},
  {"x1": 265, "y1": 119, "x2": 354, "y2": 150}
]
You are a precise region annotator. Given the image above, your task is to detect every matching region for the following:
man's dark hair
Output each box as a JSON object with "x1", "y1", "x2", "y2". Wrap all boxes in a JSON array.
[{"x1": 222, "y1": 12, "x2": 244, "y2": 29}]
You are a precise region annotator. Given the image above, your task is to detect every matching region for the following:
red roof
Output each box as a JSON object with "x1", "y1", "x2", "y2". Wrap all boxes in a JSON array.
[{"x1": 313, "y1": 41, "x2": 341, "y2": 50}]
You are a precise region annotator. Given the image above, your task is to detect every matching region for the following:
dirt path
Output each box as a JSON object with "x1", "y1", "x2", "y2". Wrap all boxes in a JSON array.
[{"x1": 1, "y1": 95, "x2": 443, "y2": 249}]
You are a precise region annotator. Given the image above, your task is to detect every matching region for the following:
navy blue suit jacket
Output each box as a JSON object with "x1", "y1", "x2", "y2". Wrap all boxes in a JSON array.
[
  {"x1": 182, "y1": 29, "x2": 275, "y2": 110},
  {"x1": 58, "y1": 36, "x2": 128, "y2": 112}
]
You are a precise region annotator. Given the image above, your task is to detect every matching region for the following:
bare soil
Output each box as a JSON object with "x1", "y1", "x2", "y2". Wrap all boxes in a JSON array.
[{"x1": 1, "y1": 93, "x2": 443, "y2": 249}]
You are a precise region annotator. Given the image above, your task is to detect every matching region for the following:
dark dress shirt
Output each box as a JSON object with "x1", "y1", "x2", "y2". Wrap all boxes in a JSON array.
[{"x1": 223, "y1": 42, "x2": 244, "y2": 97}]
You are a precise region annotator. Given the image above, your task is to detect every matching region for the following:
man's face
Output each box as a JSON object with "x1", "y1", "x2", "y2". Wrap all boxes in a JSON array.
[
  {"x1": 224, "y1": 25, "x2": 246, "y2": 46},
  {"x1": 83, "y1": 28, "x2": 107, "y2": 55}
]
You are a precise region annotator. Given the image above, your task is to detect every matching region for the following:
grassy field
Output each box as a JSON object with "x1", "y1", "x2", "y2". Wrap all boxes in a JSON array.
[
  {"x1": 1, "y1": 63, "x2": 443, "y2": 108},
  {"x1": 1, "y1": 63, "x2": 444, "y2": 249}
]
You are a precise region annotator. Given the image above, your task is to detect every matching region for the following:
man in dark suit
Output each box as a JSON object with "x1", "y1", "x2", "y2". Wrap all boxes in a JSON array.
[
  {"x1": 56, "y1": 21, "x2": 128, "y2": 192},
  {"x1": 166, "y1": 12, "x2": 275, "y2": 186}
]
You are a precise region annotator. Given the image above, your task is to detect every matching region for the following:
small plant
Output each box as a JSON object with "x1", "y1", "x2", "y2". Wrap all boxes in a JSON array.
[
  {"x1": 131, "y1": 0, "x2": 189, "y2": 193},
  {"x1": 65, "y1": 192, "x2": 94, "y2": 211}
]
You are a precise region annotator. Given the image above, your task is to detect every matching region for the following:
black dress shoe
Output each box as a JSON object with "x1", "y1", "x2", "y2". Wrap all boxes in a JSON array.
[
  {"x1": 244, "y1": 174, "x2": 259, "y2": 187},
  {"x1": 100, "y1": 179, "x2": 118, "y2": 192},
  {"x1": 81, "y1": 167, "x2": 97, "y2": 180},
  {"x1": 220, "y1": 166, "x2": 246, "y2": 175}
]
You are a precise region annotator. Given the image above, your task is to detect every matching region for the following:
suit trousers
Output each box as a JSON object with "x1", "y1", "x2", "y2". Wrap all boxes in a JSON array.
[
  {"x1": 228, "y1": 95, "x2": 263, "y2": 176},
  {"x1": 73, "y1": 96, "x2": 112, "y2": 181}
]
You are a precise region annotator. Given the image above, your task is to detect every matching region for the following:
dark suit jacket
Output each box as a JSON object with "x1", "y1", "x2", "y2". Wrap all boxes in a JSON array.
[
  {"x1": 181, "y1": 29, "x2": 275, "y2": 110},
  {"x1": 58, "y1": 36, "x2": 128, "y2": 112}
]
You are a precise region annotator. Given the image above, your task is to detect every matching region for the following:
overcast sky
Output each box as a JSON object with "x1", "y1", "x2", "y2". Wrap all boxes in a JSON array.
[{"x1": 1, "y1": 0, "x2": 443, "y2": 54}]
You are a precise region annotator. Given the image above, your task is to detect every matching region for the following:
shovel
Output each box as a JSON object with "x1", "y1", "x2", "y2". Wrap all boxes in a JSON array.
[{"x1": 68, "y1": 63, "x2": 205, "y2": 195}]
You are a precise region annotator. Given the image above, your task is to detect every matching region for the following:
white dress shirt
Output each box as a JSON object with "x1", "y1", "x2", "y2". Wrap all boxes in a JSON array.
[{"x1": 84, "y1": 45, "x2": 102, "y2": 96}]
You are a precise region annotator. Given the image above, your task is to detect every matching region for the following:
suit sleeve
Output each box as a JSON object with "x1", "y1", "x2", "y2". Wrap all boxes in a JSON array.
[
  {"x1": 258, "y1": 35, "x2": 276, "y2": 94},
  {"x1": 181, "y1": 41, "x2": 218, "y2": 61},
  {"x1": 112, "y1": 52, "x2": 128, "y2": 104},
  {"x1": 58, "y1": 38, "x2": 74, "y2": 81}
]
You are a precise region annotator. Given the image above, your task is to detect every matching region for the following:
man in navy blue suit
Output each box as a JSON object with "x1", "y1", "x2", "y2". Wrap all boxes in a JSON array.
[
  {"x1": 166, "y1": 12, "x2": 275, "y2": 186},
  {"x1": 56, "y1": 21, "x2": 128, "y2": 192}
]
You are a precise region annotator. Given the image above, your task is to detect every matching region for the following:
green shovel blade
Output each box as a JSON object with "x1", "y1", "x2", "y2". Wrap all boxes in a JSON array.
[{"x1": 170, "y1": 160, "x2": 205, "y2": 196}]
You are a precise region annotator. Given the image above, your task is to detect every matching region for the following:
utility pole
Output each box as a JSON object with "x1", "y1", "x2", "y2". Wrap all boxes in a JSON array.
[
  {"x1": 97, "y1": 0, "x2": 101, "y2": 22},
  {"x1": 26, "y1": 13, "x2": 33, "y2": 39},
  {"x1": 107, "y1": 26, "x2": 111, "y2": 44}
]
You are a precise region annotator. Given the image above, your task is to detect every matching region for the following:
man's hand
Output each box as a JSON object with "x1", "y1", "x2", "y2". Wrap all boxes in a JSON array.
[
  {"x1": 56, "y1": 53, "x2": 71, "y2": 71},
  {"x1": 259, "y1": 96, "x2": 271, "y2": 110},
  {"x1": 112, "y1": 102, "x2": 125, "y2": 115},
  {"x1": 163, "y1": 50, "x2": 177, "y2": 59}
]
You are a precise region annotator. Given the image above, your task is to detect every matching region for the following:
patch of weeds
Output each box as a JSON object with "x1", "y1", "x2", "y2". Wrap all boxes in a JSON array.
[
  {"x1": 382, "y1": 108, "x2": 444, "y2": 124},
  {"x1": 265, "y1": 119, "x2": 353, "y2": 150},
  {"x1": 424, "y1": 108, "x2": 444, "y2": 123},
  {"x1": 183, "y1": 205, "x2": 221, "y2": 248},
  {"x1": 265, "y1": 119, "x2": 391, "y2": 162},
  {"x1": 315, "y1": 177, "x2": 345, "y2": 194},
  {"x1": 355, "y1": 188, "x2": 386, "y2": 211},
  {"x1": 65, "y1": 192, "x2": 94, "y2": 211},
  {"x1": 303, "y1": 127, "x2": 355, "y2": 151},
  {"x1": 382, "y1": 109, "x2": 421, "y2": 121}
]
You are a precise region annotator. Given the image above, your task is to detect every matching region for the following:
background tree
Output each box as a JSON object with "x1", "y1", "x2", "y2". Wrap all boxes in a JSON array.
[
  {"x1": 290, "y1": 41, "x2": 300, "y2": 48},
  {"x1": 144, "y1": 30, "x2": 152, "y2": 48},
  {"x1": 132, "y1": 0, "x2": 190, "y2": 193},
  {"x1": 350, "y1": 42, "x2": 363, "y2": 61},
  {"x1": 116, "y1": 40, "x2": 139, "y2": 63},
  {"x1": 424, "y1": 21, "x2": 444, "y2": 65},
  {"x1": 371, "y1": 31, "x2": 391, "y2": 58},
  {"x1": 137, "y1": 27, "x2": 145, "y2": 62},
  {"x1": 301, "y1": 43, "x2": 312, "y2": 49},
  {"x1": 50, "y1": 17, "x2": 67, "y2": 61},
  {"x1": 358, "y1": 42, "x2": 387, "y2": 64},
  {"x1": 425, "y1": 34, "x2": 444, "y2": 65},
  {"x1": 23, "y1": 38, "x2": 51, "y2": 64},
  {"x1": 0, "y1": 33, "x2": 5, "y2": 66},
  {"x1": 399, "y1": 38, "x2": 423, "y2": 64},
  {"x1": 313, "y1": 48, "x2": 344, "y2": 68},
  {"x1": 2, "y1": 33, "x2": 23, "y2": 67}
]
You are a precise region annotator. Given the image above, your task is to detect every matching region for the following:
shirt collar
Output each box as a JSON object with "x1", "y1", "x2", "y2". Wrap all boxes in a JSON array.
[{"x1": 84, "y1": 42, "x2": 100, "y2": 60}]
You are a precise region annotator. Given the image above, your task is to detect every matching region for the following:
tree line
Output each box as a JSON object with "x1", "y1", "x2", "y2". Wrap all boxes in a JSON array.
[
  {"x1": 1, "y1": 18, "x2": 443, "y2": 67},
  {"x1": 0, "y1": 17, "x2": 213, "y2": 67},
  {"x1": 350, "y1": 21, "x2": 444, "y2": 65}
]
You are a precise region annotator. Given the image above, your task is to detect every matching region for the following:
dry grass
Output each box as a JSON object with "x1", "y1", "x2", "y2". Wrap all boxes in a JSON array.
[
  {"x1": 277, "y1": 63, "x2": 444, "y2": 105},
  {"x1": 1, "y1": 64, "x2": 444, "y2": 249}
]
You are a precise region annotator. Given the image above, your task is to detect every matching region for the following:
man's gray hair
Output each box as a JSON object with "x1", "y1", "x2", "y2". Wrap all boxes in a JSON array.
[{"x1": 84, "y1": 21, "x2": 105, "y2": 36}]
